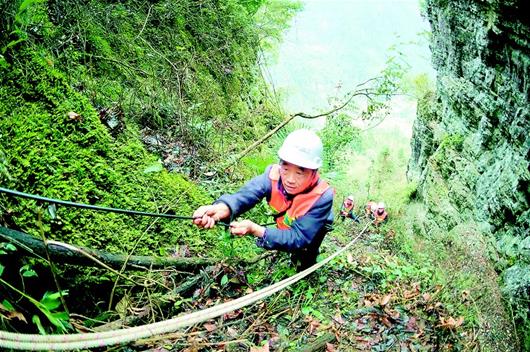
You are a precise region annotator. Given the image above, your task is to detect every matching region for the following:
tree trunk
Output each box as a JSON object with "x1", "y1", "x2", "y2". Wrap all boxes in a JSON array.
[{"x1": 0, "y1": 226, "x2": 269, "y2": 271}]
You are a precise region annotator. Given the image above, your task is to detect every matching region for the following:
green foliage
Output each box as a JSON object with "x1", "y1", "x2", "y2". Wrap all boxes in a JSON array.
[
  {"x1": 402, "y1": 72, "x2": 434, "y2": 99},
  {"x1": 362, "y1": 253, "x2": 435, "y2": 289},
  {"x1": 1, "y1": 0, "x2": 287, "y2": 173},
  {"x1": 241, "y1": 153, "x2": 277, "y2": 178},
  {"x1": 0, "y1": 253, "x2": 71, "y2": 333},
  {"x1": 319, "y1": 113, "x2": 361, "y2": 172},
  {"x1": 254, "y1": 0, "x2": 302, "y2": 52},
  {"x1": 430, "y1": 133, "x2": 464, "y2": 179},
  {"x1": 0, "y1": 48, "x2": 215, "y2": 256},
  {"x1": 0, "y1": 2, "x2": 274, "y2": 324},
  {"x1": 33, "y1": 290, "x2": 72, "y2": 333}
]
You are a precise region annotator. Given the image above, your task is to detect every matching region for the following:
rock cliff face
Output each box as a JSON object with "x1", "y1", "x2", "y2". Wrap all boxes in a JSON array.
[{"x1": 408, "y1": 0, "x2": 529, "y2": 348}]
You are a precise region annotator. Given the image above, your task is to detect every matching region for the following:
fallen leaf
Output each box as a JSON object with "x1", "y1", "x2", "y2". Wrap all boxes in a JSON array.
[
  {"x1": 347, "y1": 252, "x2": 354, "y2": 264},
  {"x1": 308, "y1": 319, "x2": 321, "y2": 335},
  {"x1": 403, "y1": 289, "x2": 419, "y2": 299},
  {"x1": 250, "y1": 343, "x2": 270, "y2": 352},
  {"x1": 380, "y1": 316, "x2": 392, "y2": 327},
  {"x1": 326, "y1": 342, "x2": 336, "y2": 351},
  {"x1": 332, "y1": 314, "x2": 345, "y2": 325},
  {"x1": 115, "y1": 294, "x2": 130, "y2": 320},
  {"x1": 67, "y1": 111, "x2": 81, "y2": 121},
  {"x1": 223, "y1": 309, "x2": 242, "y2": 320},
  {"x1": 438, "y1": 316, "x2": 464, "y2": 330},
  {"x1": 385, "y1": 308, "x2": 400, "y2": 320},
  {"x1": 422, "y1": 293, "x2": 431, "y2": 302},
  {"x1": 455, "y1": 316, "x2": 464, "y2": 327},
  {"x1": 226, "y1": 327, "x2": 238, "y2": 338},
  {"x1": 7, "y1": 311, "x2": 27, "y2": 323},
  {"x1": 406, "y1": 317, "x2": 418, "y2": 332},
  {"x1": 203, "y1": 322, "x2": 217, "y2": 332},
  {"x1": 380, "y1": 294, "x2": 392, "y2": 306}
]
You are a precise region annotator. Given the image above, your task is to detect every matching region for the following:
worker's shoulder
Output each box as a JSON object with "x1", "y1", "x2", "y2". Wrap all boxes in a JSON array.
[
  {"x1": 316, "y1": 186, "x2": 335, "y2": 204},
  {"x1": 261, "y1": 164, "x2": 276, "y2": 175}
]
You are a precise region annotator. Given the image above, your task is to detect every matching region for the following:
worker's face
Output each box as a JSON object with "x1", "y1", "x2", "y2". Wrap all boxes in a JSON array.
[
  {"x1": 345, "y1": 200, "x2": 353, "y2": 207},
  {"x1": 279, "y1": 160, "x2": 315, "y2": 195}
]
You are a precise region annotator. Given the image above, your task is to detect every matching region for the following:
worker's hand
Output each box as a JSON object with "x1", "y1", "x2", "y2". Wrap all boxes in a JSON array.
[
  {"x1": 229, "y1": 220, "x2": 265, "y2": 238},
  {"x1": 192, "y1": 203, "x2": 230, "y2": 229}
]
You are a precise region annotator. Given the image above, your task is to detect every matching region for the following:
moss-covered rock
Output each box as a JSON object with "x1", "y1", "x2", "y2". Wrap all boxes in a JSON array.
[
  {"x1": 408, "y1": 0, "x2": 529, "y2": 348},
  {"x1": 0, "y1": 47, "x2": 215, "y2": 256}
]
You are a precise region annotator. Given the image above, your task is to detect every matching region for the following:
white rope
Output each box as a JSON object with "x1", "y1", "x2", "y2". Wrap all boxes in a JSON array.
[{"x1": 0, "y1": 225, "x2": 368, "y2": 350}]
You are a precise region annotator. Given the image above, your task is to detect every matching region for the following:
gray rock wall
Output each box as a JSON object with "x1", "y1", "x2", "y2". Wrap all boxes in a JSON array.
[{"x1": 408, "y1": 0, "x2": 529, "y2": 348}]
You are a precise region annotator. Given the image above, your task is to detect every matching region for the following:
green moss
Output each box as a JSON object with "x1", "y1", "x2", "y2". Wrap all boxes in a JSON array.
[{"x1": 0, "y1": 48, "x2": 218, "y2": 258}]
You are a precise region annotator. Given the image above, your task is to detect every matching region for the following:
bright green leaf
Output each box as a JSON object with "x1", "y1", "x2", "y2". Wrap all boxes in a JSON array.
[
  {"x1": 20, "y1": 264, "x2": 38, "y2": 278},
  {"x1": 47, "y1": 204, "x2": 57, "y2": 219},
  {"x1": 1, "y1": 243, "x2": 16, "y2": 251},
  {"x1": 40, "y1": 291, "x2": 68, "y2": 311},
  {"x1": 1, "y1": 299, "x2": 14, "y2": 312},
  {"x1": 221, "y1": 274, "x2": 229, "y2": 286},
  {"x1": 32, "y1": 315, "x2": 46, "y2": 335}
]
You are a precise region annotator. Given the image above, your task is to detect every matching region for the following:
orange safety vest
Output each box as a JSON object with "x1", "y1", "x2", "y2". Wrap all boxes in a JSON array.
[
  {"x1": 341, "y1": 203, "x2": 354, "y2": 215},
  {"x1": 268, "y1": 164, "x2": 330, "y2": 230},
  {"x1": 375, "y1": 210, "x2": 388, "y2": 223},
  {"x1": 365, "y1": 201, "x2": 376, "y2": 215}
]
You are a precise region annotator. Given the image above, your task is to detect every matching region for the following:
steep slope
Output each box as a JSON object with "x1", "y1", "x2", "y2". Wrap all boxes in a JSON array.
[{"x1": 408, "y1": 0, "x2": 529, "y2": 349}]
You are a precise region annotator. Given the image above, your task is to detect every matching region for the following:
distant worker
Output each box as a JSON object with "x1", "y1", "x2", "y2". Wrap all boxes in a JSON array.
[
  {"x1": 373, "y1": 202, "x2": 388, "y2": 226},
  {"x1": 365, "y1": 200, "x2": 377, "y2": 218},
  {"x1": 339, "y1": 195, "x2": 360, "y2": 223},
  {"x1": 192, "y1": 129, "x2": 335, "y2": 270}
]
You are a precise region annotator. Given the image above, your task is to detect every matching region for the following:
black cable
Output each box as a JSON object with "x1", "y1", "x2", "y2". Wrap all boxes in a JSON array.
[
  {"x1": 0, "y1": 186, "x2": 228, "y2": 224},
  {"x1": 0, "y1": 187, "x2": 276, "y2": 228}
]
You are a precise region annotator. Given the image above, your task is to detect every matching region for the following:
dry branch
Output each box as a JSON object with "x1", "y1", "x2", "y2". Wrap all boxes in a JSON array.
[
  {"x1": 225, "y1": 78, "x2": 383, "y2": 169},
  {"x1": 299, "y1": 332, "x2": 336, "y2": 352}
]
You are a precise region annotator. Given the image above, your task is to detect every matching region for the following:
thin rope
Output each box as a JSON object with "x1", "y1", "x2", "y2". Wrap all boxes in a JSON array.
[{"x1": 0, "y1": 224, "x2": 369, "y2": 350}]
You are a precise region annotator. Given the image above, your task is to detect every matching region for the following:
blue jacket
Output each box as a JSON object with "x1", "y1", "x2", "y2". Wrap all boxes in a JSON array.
[{"x1": 216, "y1": 165, "x2": 334, "y2": 253}]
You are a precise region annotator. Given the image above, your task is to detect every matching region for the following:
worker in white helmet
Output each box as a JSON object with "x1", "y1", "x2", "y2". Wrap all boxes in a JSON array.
[
  {"x1": 192, "y1": 129, "x2": 334, "y2": 270},
  {"x1": 339, "y1": 195, "x2": 360, "y2": 223},
  {"x1": 373, "y1": 202, "x2": 388, "y2": 226}
]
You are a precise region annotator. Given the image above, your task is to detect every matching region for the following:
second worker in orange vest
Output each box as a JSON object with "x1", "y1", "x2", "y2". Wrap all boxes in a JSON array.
[{"x1": 192, "y1": 129, "x2": 335, "y2": 270}]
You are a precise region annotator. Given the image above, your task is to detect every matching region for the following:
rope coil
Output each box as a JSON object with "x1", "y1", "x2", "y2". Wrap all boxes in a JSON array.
[{"x1": 0, "y1": 225, "x2": 369, "y2": 350}]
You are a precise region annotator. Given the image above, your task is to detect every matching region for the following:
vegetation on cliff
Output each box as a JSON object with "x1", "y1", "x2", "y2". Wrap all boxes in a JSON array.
[
  {"x1": 408, "y1": 0, "x2": 529, "y2": 349},
  {"x1": 0, "y1": 0, "x2": 527, "y2": 350}
]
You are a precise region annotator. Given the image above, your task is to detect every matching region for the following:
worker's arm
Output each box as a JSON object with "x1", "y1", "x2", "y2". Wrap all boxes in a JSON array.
[
  {"x1": 255, "y1": 188, "x2": 334, "y2": 251},
  {"x1": 193, "y1": 166, "x2": 272, "y2": 228}
]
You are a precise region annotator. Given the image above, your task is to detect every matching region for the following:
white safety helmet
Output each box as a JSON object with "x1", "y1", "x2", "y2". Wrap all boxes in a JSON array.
[
  {"x1": 278, "y1": 129, "x2": 323, "y2": 170},
  {"x1": 347, "y1": 195, "x2": 354, "y2": 201},
  {"x1": 378, "y1": 202, "x2": 385, "y2": 209}
]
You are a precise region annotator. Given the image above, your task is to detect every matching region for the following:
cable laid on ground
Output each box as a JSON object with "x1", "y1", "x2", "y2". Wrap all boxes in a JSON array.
[{"x1": 0, "y1": 224, "x2": 369, "y2": 350}]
